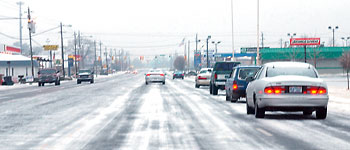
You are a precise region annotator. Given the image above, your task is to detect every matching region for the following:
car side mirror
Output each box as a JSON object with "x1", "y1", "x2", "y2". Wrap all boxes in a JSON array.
[{"x1": 246, "y1": 76, "x2": 255, "y2": 82}]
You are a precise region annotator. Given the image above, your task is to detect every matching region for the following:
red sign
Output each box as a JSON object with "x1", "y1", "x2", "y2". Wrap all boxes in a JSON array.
[
  {"x1": 290, "y1": 38, "x2": 320, "y2": 46},
  {"x1": 5, "y1": 46, "x2": 21, "y2": 53}
]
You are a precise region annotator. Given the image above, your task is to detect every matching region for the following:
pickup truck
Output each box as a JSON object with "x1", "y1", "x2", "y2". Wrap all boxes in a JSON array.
[
  {"x1": 38, "y1": 68, "x2": 60, "y2": 86},
  {"x1": 209, "y1": 61, "x2": 240, "y2": 95}
]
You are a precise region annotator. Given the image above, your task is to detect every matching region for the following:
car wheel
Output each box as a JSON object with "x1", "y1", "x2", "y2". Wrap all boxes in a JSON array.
[
  {"x1": 212, "y1": 85, "x2": 218, "y2": 95},
  {"x1": 195, "y1": 84, "x2": 200, "y2": 88},
  {"x1": 182, "y1": 77, "x2": 184, "y2": 80},
  {"x1": 246, "y1": 101, "x2": 255, "y2": 115},
  {"x1": 209, "y1": 84, "x2": 213, "y2": 94},
  {"x1": 254, "y1": 101, "x2": 265, "y2": 118},
  {"x1": 58, "y1": 81, "x2": 60, "y2": 85},
  {"x1": 316, "y1": 107, "x2": 327, "y2": 119},
  {"x1": 231, "y1": 93, "x2": 239, "y2": 103},
  {"x1": 303, "y1": 109, "x2": 313, "y2": 116},
  {"x1": 162, "y1": 81, "x2": 165, "y2": 85},
  {"x1": 145, "y1": 81, "x2": 148, "y2": 85},
  {"x1": 77, "y1": 80, "x2": 81, "y2": 84},
  {"x1": 90, "y1": 80, "x2": 94, "y2": 84},
  {"x1": 225, "y1": 92, "x2": 230, "y2": 101},
  {"x1": 38, "y1": 82, "x2": 41, "y2": 87},
  {"x1": 42, "y1": 83, "x2": 45, "y2": 86},
  {"x1": 55, "y1": 81, "x2": 59, "y2": 86}
]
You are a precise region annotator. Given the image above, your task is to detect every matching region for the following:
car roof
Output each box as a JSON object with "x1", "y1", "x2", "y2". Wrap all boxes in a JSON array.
[
  {"x1": 234, "y1": 66, "x2": 261, "y2": 69},
  {"x1": 263, "y1": 61, "x2": 313, "y2": 68}
]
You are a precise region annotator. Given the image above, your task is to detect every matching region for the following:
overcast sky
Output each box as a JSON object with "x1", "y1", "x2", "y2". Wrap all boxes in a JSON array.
[{"x1": 1, "y1": 0, "x2": 350, "y2": 57}]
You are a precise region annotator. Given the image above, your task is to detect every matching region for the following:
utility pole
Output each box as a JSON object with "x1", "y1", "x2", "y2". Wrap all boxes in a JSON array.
[
  {"x1": 99, "y1": 41, "x2": 102, "y2": 72},
  {"x1": 280, "y1": 39, "x2": 283, "y2": 48},
  {"x1": 60, "y1": 22, "x2": 65, "y2": 78},
  {"x1": 94, "y1": 40, "x2": 97, "y2": 77},
  {"x1": 27, "y1": 7, "x2": 34, "y2": 78},
  {"x1": 74, "y1": 32, "x2": 78, "y2": 75},
  {"x1": 78, "y1": 31, "x2": 81, "y2": 70},
  {"x1": 188, "y1": 40, "x2": 190, "y2": 72},
  {"x1": 105, "y1": 47, "x2": 108, "y2": 75},
  {"x1": 17, "y1": 1, "x2": 24, "y2": 54}
]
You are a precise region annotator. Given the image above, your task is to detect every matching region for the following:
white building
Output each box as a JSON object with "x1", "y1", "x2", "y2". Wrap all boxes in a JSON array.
[{"x1": 0, "y1": 53, "x2": 39, "y2": 81}]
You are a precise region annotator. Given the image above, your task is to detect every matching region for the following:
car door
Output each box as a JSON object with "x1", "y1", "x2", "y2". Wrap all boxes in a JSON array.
[{"x1": 225, "y1": 68, "x2": 236, "y2": 95}]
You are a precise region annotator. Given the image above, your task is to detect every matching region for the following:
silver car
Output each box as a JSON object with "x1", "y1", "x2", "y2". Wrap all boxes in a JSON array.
[
  {"x1": 195, "y1": 68, "x2": 212, "y2": 88},
  {"x1": 246, "y1": 62, "x2": 329, "y2": 119},
  {"x1": 145, "y1": 69, "x2": 166, "y2": 85}
]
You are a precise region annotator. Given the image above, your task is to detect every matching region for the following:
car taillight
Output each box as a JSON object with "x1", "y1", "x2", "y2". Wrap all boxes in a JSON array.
[
  {"x1": 160, "y1": 74, "x2": 164, "y2": 76},
  {"x1": 233, "y1": 81, "x2": 238, "y2": 90},
  {"x1": 182, "y1": 74, "x2": 184, "y2": 76},
  {"x1": 306, "y1": 86, "x2": 327, "y2": 95},
  {"x1": 146, "y1": 74, "x2": 150, "y2": 76},
  {"x1": 264, "y1": 86, "x2": 285, "y2": 94},
  {"x1": 214, "y1": 74, "x2": 217, "y2": 79},
  {"x1": 198, "y1": 76, "x2": 207, "y2": 80}
]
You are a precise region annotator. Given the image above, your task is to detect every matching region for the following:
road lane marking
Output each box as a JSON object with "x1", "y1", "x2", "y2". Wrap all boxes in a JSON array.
[{"x1": 256, "y1": 128, "x2": 273, "y2": 137}]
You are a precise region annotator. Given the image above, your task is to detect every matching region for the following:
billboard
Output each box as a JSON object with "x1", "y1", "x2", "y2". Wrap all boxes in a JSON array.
[
  {"x1": 290, "y1": 38, "x2": 320, "y2": 46},
  {"x1": 5, "y1": 46, "x2": 21, "y2": 53}
]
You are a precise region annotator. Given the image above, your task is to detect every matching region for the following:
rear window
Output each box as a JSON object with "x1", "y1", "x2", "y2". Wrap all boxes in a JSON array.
[
  {"x1": 266, "y1": 67, "x2": 317, "y2": 78},
  {"x1": 200, "y1": 70, "x2": 208, "y2": 74},
  {"x1": 40, "y1": 69, "x2": 56, "y2": 74},
  {"x1": 214, "y1": 63, "x2": 239, "y2": 71},
  {"x1": 238, "y1": 68, "x2": 260, "y2": 80},
  {"x1": 79, "y1": 70, "x2": 91, "y2": 73}
]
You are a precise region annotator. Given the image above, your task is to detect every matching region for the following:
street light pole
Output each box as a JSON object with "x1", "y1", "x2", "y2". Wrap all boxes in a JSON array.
[
  {"x1": 17, "y1": 1, "x2": 24, "y2": 54},
  {"x1": 212, "y1": 41, "x2": 221, "y2": 62},
  {"x1": 329, "y1": 26, "x2": 339, "y2": 47},
  {"x1": 94, "y1": 40, "x2": 97, "y2": 77},
  {"x1": 206, "y1": 35, "x2": 211, "y2": 68},
  {"x1": 27, "y1": 7, "x2": 34, "y2": 78},
  {"x1": 256, "y1": 0, "x2": 260, "y2": 65},
  {"x1": 231, "y1": 0, "x2": 235, "y2": 61},
  {"x1": 341, "y1": 37, "x2": 350, "y2": 47}
]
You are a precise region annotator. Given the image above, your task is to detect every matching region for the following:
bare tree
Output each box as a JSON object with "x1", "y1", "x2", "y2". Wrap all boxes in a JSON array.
[
  {"x1": 339, "y1": 51, "x2": 350, "y2": 90},
  {"x1": 308, "y1": 47, "x2": 323, "y2": 68},
  {"x1": 173, "y1": 56, "x2": 185, "y2": 71}
]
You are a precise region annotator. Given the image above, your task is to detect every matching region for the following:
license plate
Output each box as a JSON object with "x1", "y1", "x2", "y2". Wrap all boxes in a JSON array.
[
  {"x1": 289, "y1": 86, "x2": 302, "y2": 93},
  {"x1": 218, "y1": 75, "x2": 229, "y2": 80}
]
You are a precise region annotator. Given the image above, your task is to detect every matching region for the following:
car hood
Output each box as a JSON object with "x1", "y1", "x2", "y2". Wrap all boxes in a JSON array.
[{"x1": 262, "y1": 75, "x2": 326, "y2": 87}]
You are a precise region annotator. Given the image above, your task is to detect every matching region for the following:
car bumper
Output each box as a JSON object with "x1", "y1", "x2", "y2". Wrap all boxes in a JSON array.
[
  {"x1": 197, "y1": 80, "x2": 210, "y2": 85},
  {"x1": 146, "y1": 77, "x2": 165, "y2": 82},
  {"x1": 257, "y1": 94, "x2": 329, "y2": 108},
  {"x1": 215, "y1": 81, "x2": 226, "y2": 86},
  {"x1": 78, "y1": 78, "x2": 93, "y2": 81}
]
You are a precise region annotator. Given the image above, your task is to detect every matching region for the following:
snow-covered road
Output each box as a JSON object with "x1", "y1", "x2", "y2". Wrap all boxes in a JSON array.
[{"x1": 0, "y1": 73, "x2": 349, "y2": 150}]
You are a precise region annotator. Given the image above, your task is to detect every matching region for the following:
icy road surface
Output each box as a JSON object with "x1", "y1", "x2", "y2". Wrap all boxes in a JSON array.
[{"x1": 0, "y1": 73, "x2": 349, "y2": 150}]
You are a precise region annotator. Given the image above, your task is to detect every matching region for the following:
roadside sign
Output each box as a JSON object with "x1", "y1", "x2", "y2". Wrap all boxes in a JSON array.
[
  {"x1": 43, "y1": 45, "x2": 59, "y2": 51},
  {"x1": 5, "y1": 46, "x2": 21, "y2": 53},
  {"x1": 290, "y1": 38, "x2": 320, "y2": 46}
]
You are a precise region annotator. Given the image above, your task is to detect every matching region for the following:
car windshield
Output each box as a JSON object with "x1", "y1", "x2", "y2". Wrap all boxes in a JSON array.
[
  {"x1": 79, "y1": 70, "x2": 91, "y2": 73},
  {"x1": 40, "y1": 69, "x2": 56, "y2": 74},
  {"x1": 214, "y1": 63, "x2": 239, "y2": 71},
  {"x1": 238, "y1": 68, "x2": 260, "y2": 80},
  {"x1": 266, "y1": 67, "x2": 317, "y2": 78}
]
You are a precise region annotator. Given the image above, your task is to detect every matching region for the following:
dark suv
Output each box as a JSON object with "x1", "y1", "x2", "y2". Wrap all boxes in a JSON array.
[
  {"x1": 38, "y1": 68, "x2": 60, "y2": 86},
  {"x1": 77, "y1": 69, "x2": 94, "y2": 84},
  {"x1": 209, "y1": 61, "x2": 240, "y2": 95},
  {"x1": 225, "y1": 66, "x2": 261, "y2": 102}
]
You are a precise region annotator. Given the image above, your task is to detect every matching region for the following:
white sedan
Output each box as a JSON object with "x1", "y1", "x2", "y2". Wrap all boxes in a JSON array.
[
  {"x1": 195, "y1": 68, "x2": 212, "y2": 88},
  {"x1": 246, "y1": 62, "x2": 329, "y2": 119},
  {"x1": 145, "y1": 69, "x2": 166, "y2": 85}
]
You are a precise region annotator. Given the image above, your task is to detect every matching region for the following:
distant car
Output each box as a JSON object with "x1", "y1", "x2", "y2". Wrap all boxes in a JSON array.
[
  {"x1": 77, "y1": 69, "x2": 94, "y2": 84},
  {"x1": 210, "y1": 61, "x2": 241, "y2": 95},
  {"x1": 173, "y1": 71, "x2": 184, "y2": 79},
  {"x1": 132, "y1": 70, "x2": 138, "y2": 74},
  {"x1": 225, "y1": 66, "x2": 261, "y2": 102},
  {"x1": 186, "y1": 71, "x2": 197, "y2": 76},
  {"x1": 38, "y1": 68, "x2": 60, "y2": 86},
  {"x1": 100, "y1": 69, "x2": 108, "y2": 75},
  {"x1": 145, "y1": 69, "x2": 166, "y2": 85},
  {"x1": 195, "y1": 68, "x2": 212, "y2": 88},
  {"x1": 246, "y1": 62, "x2": 329, "y2": 119}
]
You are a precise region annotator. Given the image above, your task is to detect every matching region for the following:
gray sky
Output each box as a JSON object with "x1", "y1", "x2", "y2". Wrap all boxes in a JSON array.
[{"x1": 1, "y1": 0, "x2": 350, "y2": 56}]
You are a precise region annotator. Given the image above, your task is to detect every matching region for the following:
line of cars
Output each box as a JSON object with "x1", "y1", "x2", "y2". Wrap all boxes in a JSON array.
[
  {"x1": 196, "y1": 61, "x2": 329, "y2": 119},
  {"x1": 37, "y1": 68, "x2": 95, "y2": 86}
]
